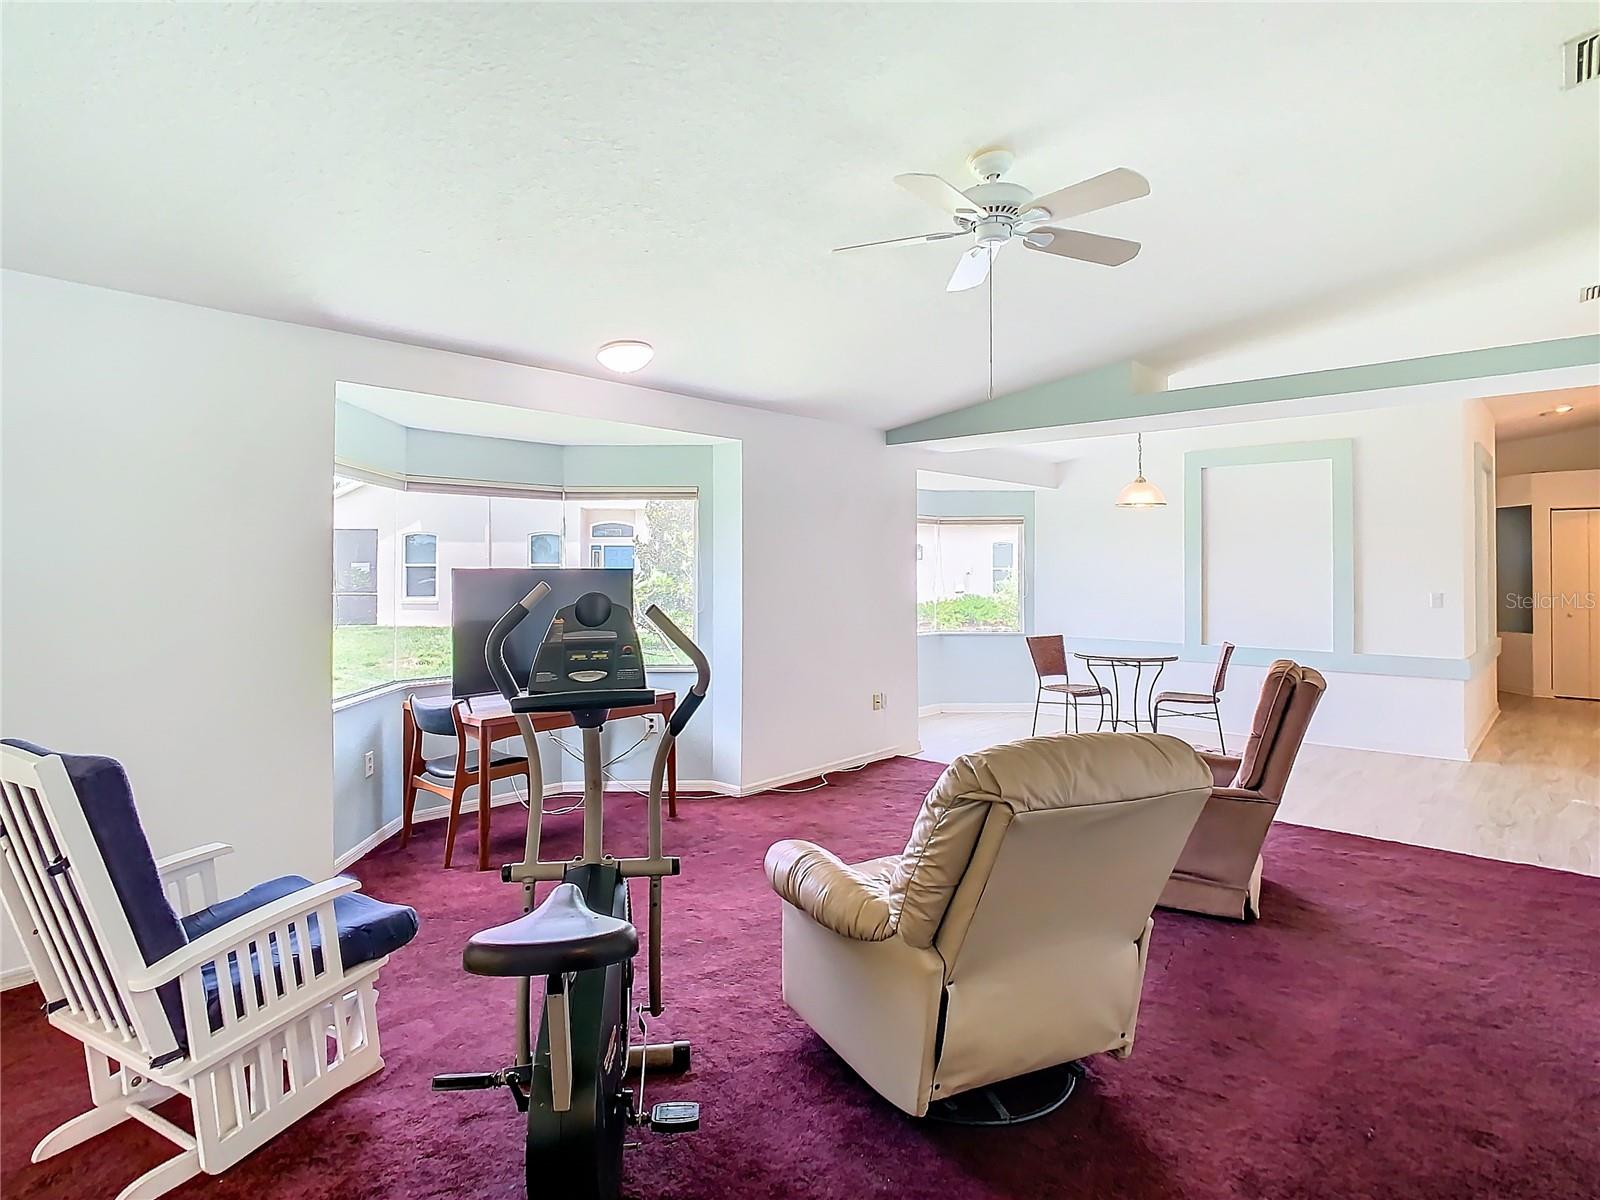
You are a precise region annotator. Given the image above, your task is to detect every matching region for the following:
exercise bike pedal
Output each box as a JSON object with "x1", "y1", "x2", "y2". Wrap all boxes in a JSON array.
[
  {"x1": 431, "y1": 1071, "x2": 503, "y2": 1092},
  {"x1": 647, "y1": 1101, "x2": 700, "y2": 1133}
]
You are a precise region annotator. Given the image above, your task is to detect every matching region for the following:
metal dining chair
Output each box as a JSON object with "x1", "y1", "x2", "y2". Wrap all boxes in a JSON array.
[
  {"x1": 1152, "y1": 642, "x2": 1235, "y2": 753},
  {"x1": 1025, "y1": 635, "x2": 1110, "y2": 735}
]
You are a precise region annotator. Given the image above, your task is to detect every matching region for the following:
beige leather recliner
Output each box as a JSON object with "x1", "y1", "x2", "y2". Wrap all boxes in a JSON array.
[{"x1": 763, "y1": 732, "x2": 1212, "y2": 1117}]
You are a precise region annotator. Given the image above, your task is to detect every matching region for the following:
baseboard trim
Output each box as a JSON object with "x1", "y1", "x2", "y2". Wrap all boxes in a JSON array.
[
  {"x1": 919, "y1": 703, "x2": 1033, "y2": 717},
  {"x1": 332, "y1": 748, "x2": 922, "y2": 870},
  {"x1": 333, "y1": 778, "x2": 735, "y2": 870},
  {"x1": 737, "y1": 744, "x2": 919, "y2": 795},
  {"x1": 1464, "y1": 705, "x2": 1501, "y2": 761},
  {"x1": 1, "y1": 963, "x2": 36, "y2": 992}
]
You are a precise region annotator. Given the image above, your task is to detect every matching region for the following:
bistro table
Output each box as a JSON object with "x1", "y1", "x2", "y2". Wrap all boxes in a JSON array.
[{"x1": 1073, "y1": 653, "x2": 1179, "y2": 733}]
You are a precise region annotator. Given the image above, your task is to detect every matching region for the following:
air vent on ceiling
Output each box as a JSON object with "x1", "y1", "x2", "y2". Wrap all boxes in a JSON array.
[
  {"x1": 1563, "y1": 29, "x2": 1599, "y2": 88},
  {"x1": 1582, "y1": 283, "x2": 1600, "y2": 304}
]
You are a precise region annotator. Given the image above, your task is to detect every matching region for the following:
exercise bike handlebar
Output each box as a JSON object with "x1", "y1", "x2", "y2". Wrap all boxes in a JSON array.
[
  {"x1": 483, "y1": 582, "x2": 551, "y2": 701},
  {"x1": 643, "y1": 604, "x2": 709, "y2": 736}
]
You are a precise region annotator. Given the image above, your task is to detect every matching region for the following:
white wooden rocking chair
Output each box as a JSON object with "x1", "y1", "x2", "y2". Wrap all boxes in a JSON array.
[{"x1": 0, "y1": 741, "x2": 418, "y2": 1200}]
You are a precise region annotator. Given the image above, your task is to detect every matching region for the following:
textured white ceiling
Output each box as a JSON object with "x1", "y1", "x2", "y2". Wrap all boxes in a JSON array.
[
  {"x1": 4, "y1": 4, "x2": 1596, "y2": 428},
  {"x1": 337, "y1": 383, "x2": 727, "y2": 447}
]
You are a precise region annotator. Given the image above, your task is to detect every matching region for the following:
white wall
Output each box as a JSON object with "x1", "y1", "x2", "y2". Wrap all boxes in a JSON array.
[
  {"x1": 0, "y1": 270, "x2": 921, "y2": 978},
  {"x1": 1023, "y1": 400, "x2": 1491, "y2": 758}
]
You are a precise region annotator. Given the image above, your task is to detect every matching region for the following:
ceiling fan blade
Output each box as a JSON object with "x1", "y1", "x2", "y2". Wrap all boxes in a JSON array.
[
  {"x1": 946, "y1": 245, "x2": 993, "y2": 292},
  {"x1": 1024, "y1": 228, "x2": 1141, "y2": 267},
  {"x1": 895, "y1": 172, "x2": 982, "y2": 217},
  {"x1": 1028, "y1": 168, "x2": 1150, "y2": 221},
  {"x1": 832, "y1": 230, "x2": 965, "y2": 253}
]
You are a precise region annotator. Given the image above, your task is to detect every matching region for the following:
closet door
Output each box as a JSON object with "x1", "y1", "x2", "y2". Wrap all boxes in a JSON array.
[{"x1": 1550, "y1": 508, "x2": 1599, "y2": 701}]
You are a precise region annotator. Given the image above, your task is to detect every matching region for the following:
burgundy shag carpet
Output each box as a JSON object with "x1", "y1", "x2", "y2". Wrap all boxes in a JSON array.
[{"x1": 3, "y1": 756, "x2": 1598, "y2": 1200}]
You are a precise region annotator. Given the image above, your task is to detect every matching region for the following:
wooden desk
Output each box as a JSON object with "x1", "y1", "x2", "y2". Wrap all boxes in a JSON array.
[{"x1": 459, "y1": 691, "x2": 678, "y2": 872}]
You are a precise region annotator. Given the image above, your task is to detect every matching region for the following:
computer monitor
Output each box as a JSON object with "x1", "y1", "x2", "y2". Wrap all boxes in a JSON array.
[{"x1": 450, "y1": 568, "x2": 634, "y2": 700}]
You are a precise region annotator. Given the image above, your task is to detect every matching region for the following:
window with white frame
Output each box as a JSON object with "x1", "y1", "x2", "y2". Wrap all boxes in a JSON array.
[
  {"x1": 402, "y1": 533, "x2": 438, "y2": 599},
  {"x1": 331, "y1": 476, "x2": 698, "y2": 700},
  {"x1": 916, "y1": 518, "x2": 1024, "y2": 633}
]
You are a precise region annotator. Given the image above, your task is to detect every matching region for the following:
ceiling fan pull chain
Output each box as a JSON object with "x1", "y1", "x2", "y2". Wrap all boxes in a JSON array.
[{"x1": 987, "y1": 246, "x2": 995, "y2": 403}]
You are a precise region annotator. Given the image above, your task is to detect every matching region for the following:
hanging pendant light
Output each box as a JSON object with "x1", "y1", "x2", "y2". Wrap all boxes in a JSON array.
[{"x1": 1114, "y1": 432, "x2": 1167, "y2": 508}]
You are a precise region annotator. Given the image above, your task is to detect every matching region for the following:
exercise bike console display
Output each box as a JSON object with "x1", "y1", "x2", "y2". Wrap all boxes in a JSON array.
[{"x1": 517, "y1": 591, "x2": 653, "y2": 717}]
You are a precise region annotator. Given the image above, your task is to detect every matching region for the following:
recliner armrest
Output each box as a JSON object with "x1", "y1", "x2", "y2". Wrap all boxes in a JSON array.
[
  {"x1": 1210, "y1": 786, "x2": 1278, "y2": 805},
  {"x1": 764, "y1": 840, "x2": 897, "y2": 942},
  {"x1": 1197, "y1": 752, "x2": 1242, "y2": 789}
]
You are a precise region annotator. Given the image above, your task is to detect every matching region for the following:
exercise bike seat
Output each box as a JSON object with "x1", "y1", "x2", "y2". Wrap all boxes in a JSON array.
[{"x1": 463, "y1": 882, "x2": 638, "y2": 978}]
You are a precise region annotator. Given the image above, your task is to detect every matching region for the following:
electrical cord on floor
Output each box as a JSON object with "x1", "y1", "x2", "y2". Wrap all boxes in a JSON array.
[
  {"x1": 772, "y1": 760, "x2": 870, "y2": 794},
  {"x1": 502, "y1": 721, "x2": 654, "y2": 812}
]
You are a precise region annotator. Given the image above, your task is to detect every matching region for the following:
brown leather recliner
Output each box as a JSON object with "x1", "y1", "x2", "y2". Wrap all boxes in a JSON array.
[
  {"x1": 764, "y1": 733, "x2": 1212, "y2": 1117},
  {"x1": 1159, "y1": 659, "x2": 1326, "y2": 921}
]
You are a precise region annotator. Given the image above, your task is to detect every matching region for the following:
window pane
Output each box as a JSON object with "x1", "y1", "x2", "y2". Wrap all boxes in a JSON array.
[
  {"x1": 916, "y1": 523, "x2": 940, "y2": 633},
  {"x1": 917, "y1": 520, "x2": 1022, "y2": 634},
  {"x1": 489, "y1": 495, "x2": 565, "y2": 568},
  {"x1": 529, "y1": 532, "x2": 561, "y2": 566},
  {"x1": 333, "y1": 487, "x2": 469, "y2": 698},
  {"x1": 404, "y1": 533, "x2": 437, "y2": 565},
  {"x1": 334, "y1": 528, "x2": 378, "y2": 598},
  {"x1": 630, "y1": 498, "x2": 696, "y2": 667},
  {"x1": 333, "y1": 481, "x2": 401, "y2": 697},
  {"x1": 333, "y1": 480, "x2": 697, "y2": 695}
]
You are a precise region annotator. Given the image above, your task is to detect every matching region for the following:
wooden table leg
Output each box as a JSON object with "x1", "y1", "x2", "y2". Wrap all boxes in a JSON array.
[
  {"x1": 478, "y1": 723, "x2": 493, "y2": 872},
  {"x1": 667, "y1": 740, "x2": 678, "y2": 819}
]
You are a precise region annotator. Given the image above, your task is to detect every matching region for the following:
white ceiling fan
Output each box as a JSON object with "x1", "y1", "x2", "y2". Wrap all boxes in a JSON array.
[{"x1": 834, "y1": 147, "x2": 1149, "y2": 292}]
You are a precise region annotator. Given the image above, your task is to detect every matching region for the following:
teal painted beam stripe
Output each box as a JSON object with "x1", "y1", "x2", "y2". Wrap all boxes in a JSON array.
[
  {"x1": 1183, "y1": 440, "x2": 1355, "y2": 655},
  {"x1": 885, "y1": 335, "x2": 1600, "y2": 445},
  {"x1": 888, "y1": 361, "x2": 1148, "y2": 444},
  {"x1": 1066, "y1": 637, "x2": 1495, "y2": 681}
]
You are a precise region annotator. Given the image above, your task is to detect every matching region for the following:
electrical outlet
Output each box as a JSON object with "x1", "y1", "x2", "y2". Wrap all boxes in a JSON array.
[
  {"x1": 1428, "y1": 592, "x2": 1444, "y2": 609},
  {"x1": 363, "y1": 750, "x2": 375, "y2": 779}
]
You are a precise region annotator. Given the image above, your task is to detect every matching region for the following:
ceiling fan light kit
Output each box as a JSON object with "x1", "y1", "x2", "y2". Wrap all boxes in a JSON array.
[{"x1": 834, "y1": 145, "x2": 1150, "y2": 292}]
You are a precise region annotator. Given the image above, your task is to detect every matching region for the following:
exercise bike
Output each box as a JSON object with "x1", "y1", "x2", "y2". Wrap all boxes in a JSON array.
[{"x1": 432, "y1": 581, "x2": 708, "y2": 1200}]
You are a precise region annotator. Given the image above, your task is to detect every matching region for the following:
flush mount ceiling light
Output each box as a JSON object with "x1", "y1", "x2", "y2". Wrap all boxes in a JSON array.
[
  {"x1": 1545, "y1": 403, "x2": 1576, "y2": 415},
  {"x1": 1114, "y1": 432, "x2": 1167, "y2": 509},
  {"x1": 596, "y1": 340, "x2": 654, "y2": 373}
]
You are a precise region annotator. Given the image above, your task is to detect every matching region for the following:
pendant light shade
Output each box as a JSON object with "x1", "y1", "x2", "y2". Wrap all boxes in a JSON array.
[{"x1": 1115, "y1": 433, "x2": 1167, "y2": 508}]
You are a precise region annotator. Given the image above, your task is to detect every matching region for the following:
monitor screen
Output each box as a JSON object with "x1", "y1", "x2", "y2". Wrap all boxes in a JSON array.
[{"x1": 450, "y1": 568, "x2": 634, "y2": 700}]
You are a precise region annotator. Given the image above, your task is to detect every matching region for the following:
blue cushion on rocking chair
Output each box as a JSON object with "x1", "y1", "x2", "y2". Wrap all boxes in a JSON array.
[{"x1": 181, "y1": 875, "x2": 419, "y2": 1035}]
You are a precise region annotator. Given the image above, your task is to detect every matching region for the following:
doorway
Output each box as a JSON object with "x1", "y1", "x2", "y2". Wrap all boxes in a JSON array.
[{"x1": 1550, "y1": 507, "x2": 1600, "y2": 700}]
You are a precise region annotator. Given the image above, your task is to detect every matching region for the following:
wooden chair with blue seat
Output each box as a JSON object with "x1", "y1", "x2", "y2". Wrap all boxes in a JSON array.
[
  {"x1": 401, "y1": 695, "x2": 531, "y2": 868},
  {"x1": 0, "y1": 739, "x2": 418, "y2": 1200}
]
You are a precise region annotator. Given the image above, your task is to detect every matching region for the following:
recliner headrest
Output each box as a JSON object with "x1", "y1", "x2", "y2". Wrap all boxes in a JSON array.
[{"x1": 932, "y1": 732, "x2": 1213, "y2": 814}]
